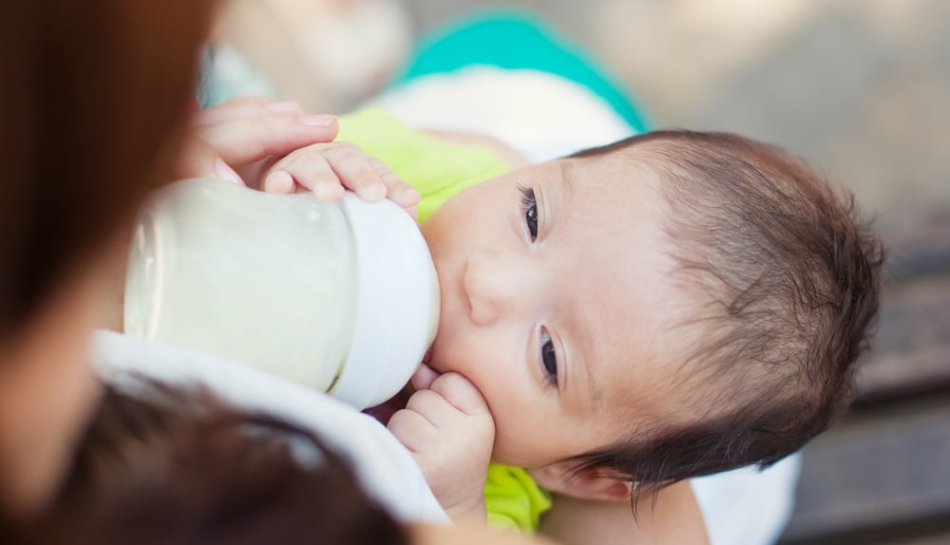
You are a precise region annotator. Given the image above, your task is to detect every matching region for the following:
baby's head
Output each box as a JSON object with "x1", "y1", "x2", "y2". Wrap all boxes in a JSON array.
[{"x1": 421, "y1": 130, "x2": 883, "y2": 498}]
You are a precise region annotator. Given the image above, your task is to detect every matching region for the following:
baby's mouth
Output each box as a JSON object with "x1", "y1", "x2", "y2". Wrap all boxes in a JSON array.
[
  {"x1": 362, "y1": 346, "x2": 436, "y2": 426},
  {"x1": 363, "y1": 385, "x2": 411, "y2": 425},
  {"x1": 421, "y1": 346, "x2": 434, "y2": 366}
]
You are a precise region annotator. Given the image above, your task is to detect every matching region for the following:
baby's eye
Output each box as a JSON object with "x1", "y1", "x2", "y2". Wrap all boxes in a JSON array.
[
  {"x1": 541, "y1": 327, "x2": 558, "y2": 387},
  {"x1": 519, "y1": 185, "x2": 538, "y2": 241}
]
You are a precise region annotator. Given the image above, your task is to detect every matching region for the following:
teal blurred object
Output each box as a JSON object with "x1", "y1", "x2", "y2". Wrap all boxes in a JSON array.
[{"x1": 393, "y1": 9, "x2": 650, "y2": 134}]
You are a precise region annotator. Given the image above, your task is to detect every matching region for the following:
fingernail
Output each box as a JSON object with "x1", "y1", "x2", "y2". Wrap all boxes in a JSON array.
[
  {"x1": 404, "y1": 186, "x2": 421, "y2": 200},
  {"x1": 266, "y1": 101, "x2": 301, "y2": 113},
  {"x1": 265, "y1": 170, "x2": 294, "y2": 193},
  {"x1": 358, "y1": 183, "x2": 386, "y2": 201},
  {"x1": 313, "y1": 183, "x2": 341, "y2": 200},
  {"x1": 215, "y1": 159, "x2": 244, "y2": 185},
  {"x1": 299, "y1": 114, "x2": 336, "y2": 127}
]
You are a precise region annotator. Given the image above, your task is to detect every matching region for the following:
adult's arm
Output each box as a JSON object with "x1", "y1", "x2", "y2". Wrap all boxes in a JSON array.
[{"x1": 412, "y1": 523, "x2": 558, "y2": 545}]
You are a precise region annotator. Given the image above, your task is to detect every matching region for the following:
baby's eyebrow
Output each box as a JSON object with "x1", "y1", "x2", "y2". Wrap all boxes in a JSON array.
[
  {"x1": 577, "y1": 349, "x2": 602, "y2": 412},
  {"x1": 543, "y1": 161, "x2": 575, "y2": 240},
  {"x1": 563, "y1": 301, "x2": 602, "y2": 410},
  {"x1": 563, "y1": 332, "x2": 602, "y2": 414},
  {"x1": 559, "y1": 161, "x2": 578, "y2": 201}
]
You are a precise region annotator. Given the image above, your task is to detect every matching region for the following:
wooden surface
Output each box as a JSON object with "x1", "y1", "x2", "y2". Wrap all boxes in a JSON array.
[
  {"x1": 856, "y1": 275, "x2": 950, "y2": 403},
  {"x1": 780, "y1": 400, "x2": 950, "y2": 544},
  {"x1": 779, "y1": 225, "x2": 950, "y2": 545}
]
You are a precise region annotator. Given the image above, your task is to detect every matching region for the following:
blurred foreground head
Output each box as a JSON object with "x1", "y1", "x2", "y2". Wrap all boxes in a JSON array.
[
  {"x1": 0, "y1": 0, "x2": 214, "y2": 519},
  {"x1": 49, "y1": 381, "x2": 551, "y2": 545},
  {"x1": 50, "y1": 382, "x2": 409, "y2": 545}
]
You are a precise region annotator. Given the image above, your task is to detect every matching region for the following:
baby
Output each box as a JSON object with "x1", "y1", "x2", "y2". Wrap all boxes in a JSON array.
[{"x1": 202, "y1": 102, "x2": 884, "y2": 528}]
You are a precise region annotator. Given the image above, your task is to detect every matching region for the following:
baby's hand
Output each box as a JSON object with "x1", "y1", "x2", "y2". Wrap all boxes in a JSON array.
[
  {"x1": 387, "y1": 371, "x2": 495, "y2": 524},
  {"x1": 260, "y1": 141, "x2": 421, "y2": 218}
]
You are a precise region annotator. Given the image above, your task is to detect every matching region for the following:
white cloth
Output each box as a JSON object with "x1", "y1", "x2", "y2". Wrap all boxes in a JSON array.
[
  {"x1": 372, "y1": 66, "x2": 635, "y2": 163},
  {"x1": 692, "y1": 456, "x2": 801, "y2": 545},
  {"x1": 90, "y1": 330, "x2": 448, "y2": 526}
]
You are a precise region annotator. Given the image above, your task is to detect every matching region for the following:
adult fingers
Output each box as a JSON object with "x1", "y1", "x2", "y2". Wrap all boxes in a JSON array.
[
  {"x1": 173, "y1": 133, "x2": 244, "y2": 185},
  {"x1": 194, "y1": 96, "x2": 303, "y2": 126},
  {"x1": 197, "y1": 113, "x2": 339, "y2": 167}
]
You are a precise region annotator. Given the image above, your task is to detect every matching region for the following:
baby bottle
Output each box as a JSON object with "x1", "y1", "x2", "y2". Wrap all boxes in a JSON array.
[{"x1": 123, "y1": 178, "x2": 439, "y2": 410}]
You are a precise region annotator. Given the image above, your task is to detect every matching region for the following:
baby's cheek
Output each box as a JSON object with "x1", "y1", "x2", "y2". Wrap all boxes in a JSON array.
[
  {"x1": 483, "y1": 409, "x2": 535, "y2": 466},
  {"x1": 488, "y1": 428, "x2": 529, "y2": 467}
]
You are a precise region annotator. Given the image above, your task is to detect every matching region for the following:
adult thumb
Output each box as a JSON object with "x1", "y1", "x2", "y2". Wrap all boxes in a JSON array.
[{"x1": 172, "y1": 134, "x2": 245, "y2": 185}]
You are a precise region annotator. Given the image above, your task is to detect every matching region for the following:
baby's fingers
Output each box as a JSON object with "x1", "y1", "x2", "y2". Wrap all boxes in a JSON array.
[
  {"x1": 404, "y1": 388, "x2": 463, "y2": 429},
  {"x1": 387, "y1": 408, "x2": 437, "y2": 454},
  {"x1": 323, "y1": 143, "x2": 386, "y2": 201},
  {"x1": 266, "y1": 154, "x2": 342, "y2": 198},
  {"x1": 370, "y1": 157, "x2": 420, "y2": 216},
  {"x1": 429, "y1": 373, "x2": 491, "y2": 417}
]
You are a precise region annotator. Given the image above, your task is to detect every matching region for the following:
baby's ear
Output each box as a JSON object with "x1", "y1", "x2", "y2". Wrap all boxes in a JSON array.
[{"x1": 530, "y1": 462, "x2": 631, "y2": 502}]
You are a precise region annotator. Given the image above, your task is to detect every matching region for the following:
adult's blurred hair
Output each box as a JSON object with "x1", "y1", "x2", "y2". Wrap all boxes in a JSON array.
[
  {"x1": 0, "y1": 0, "x2": 214, "y2": 340},
  {"x1": 48, "y1": 381, "x2": 408, "y2": 545}
]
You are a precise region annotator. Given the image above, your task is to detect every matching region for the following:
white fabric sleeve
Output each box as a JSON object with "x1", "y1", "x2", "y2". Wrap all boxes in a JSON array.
[{"x1": 371, "y1": 66, "x2": 635, "y2": 164}]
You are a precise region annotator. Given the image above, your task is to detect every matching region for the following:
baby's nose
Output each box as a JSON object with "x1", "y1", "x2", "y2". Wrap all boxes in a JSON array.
[{"x1": 463, "y1": 252, "x2": 537, "y2": 326}]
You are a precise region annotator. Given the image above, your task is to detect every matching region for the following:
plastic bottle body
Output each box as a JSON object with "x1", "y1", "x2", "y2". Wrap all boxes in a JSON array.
[
  {"x1": 125, "y1": 178, "x2": 440, "y2": 410},
  {"x1": 125, "y1": 179, "x2": 357, "y2": 394}
]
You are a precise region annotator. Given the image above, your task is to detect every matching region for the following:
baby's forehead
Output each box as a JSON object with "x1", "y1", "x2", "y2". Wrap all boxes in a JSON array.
[
  {"x1": 549, "y1": 156, "x2": 691, "y2": 407},
  {"x1": 564, "y1": 150, "x2": 664, "y2": 191},
  {"x1": 553, "y1": 155, "x2": 669, "y2": 234}
]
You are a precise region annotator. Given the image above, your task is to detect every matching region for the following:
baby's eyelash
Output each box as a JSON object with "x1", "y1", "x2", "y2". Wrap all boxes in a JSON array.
[
  {"x1": 518, "y1": 183, "x2": 535, "y2": 211},
  {"x1": 540, "y1": 327, "x2": 558, "y2": 390},
  {"x1": 518, "y1": 184, "x2": 538, "y2": 241}
]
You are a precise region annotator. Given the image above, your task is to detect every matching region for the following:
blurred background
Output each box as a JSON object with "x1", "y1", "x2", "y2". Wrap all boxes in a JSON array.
[
  {"x1": 212, "y1": 1, "x2": 950, "y2": 543},
  {"x1": 405, "y1": 0, "x2": 950, "y2": 244}
]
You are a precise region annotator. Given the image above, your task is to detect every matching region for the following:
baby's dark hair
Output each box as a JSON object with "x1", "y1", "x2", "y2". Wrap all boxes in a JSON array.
[
  {"x1": 47, "y1": 380, "x2": 408, "y2": 545},
  {"x1": 570, "y1": 131, "x2": 884, "y2": 493}
]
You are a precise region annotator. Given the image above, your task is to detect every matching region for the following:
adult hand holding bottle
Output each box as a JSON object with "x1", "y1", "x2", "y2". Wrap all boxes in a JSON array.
[
  {"x1": 123, "y1": 97, "x2": 438, "y2": 410},
  {"x1": 174, "y1": 96, "x2": 420, "y2": 217}
]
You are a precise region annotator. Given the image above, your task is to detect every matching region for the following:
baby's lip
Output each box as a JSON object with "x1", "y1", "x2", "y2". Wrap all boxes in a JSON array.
[
  {"x1": 363, "y1": 384, "x2": 413, "y2": 425},
  {"x1": 361, "y1": 351, "x2": 438, "y2": 425},
  {"x1": 362, "y1": 401, "x2": 398, "y2": 425},
  {"x1": 421, "y1": 346, "x2": 433, "y2": 366},
  {"x1": 411, "y1": 361, "x2": 441, "y2": 391}
]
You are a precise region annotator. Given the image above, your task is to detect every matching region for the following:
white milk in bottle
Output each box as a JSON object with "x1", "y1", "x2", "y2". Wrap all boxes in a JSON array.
[{"x1": 124, "y1": 178, "x2": 439, "y2": 409}]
